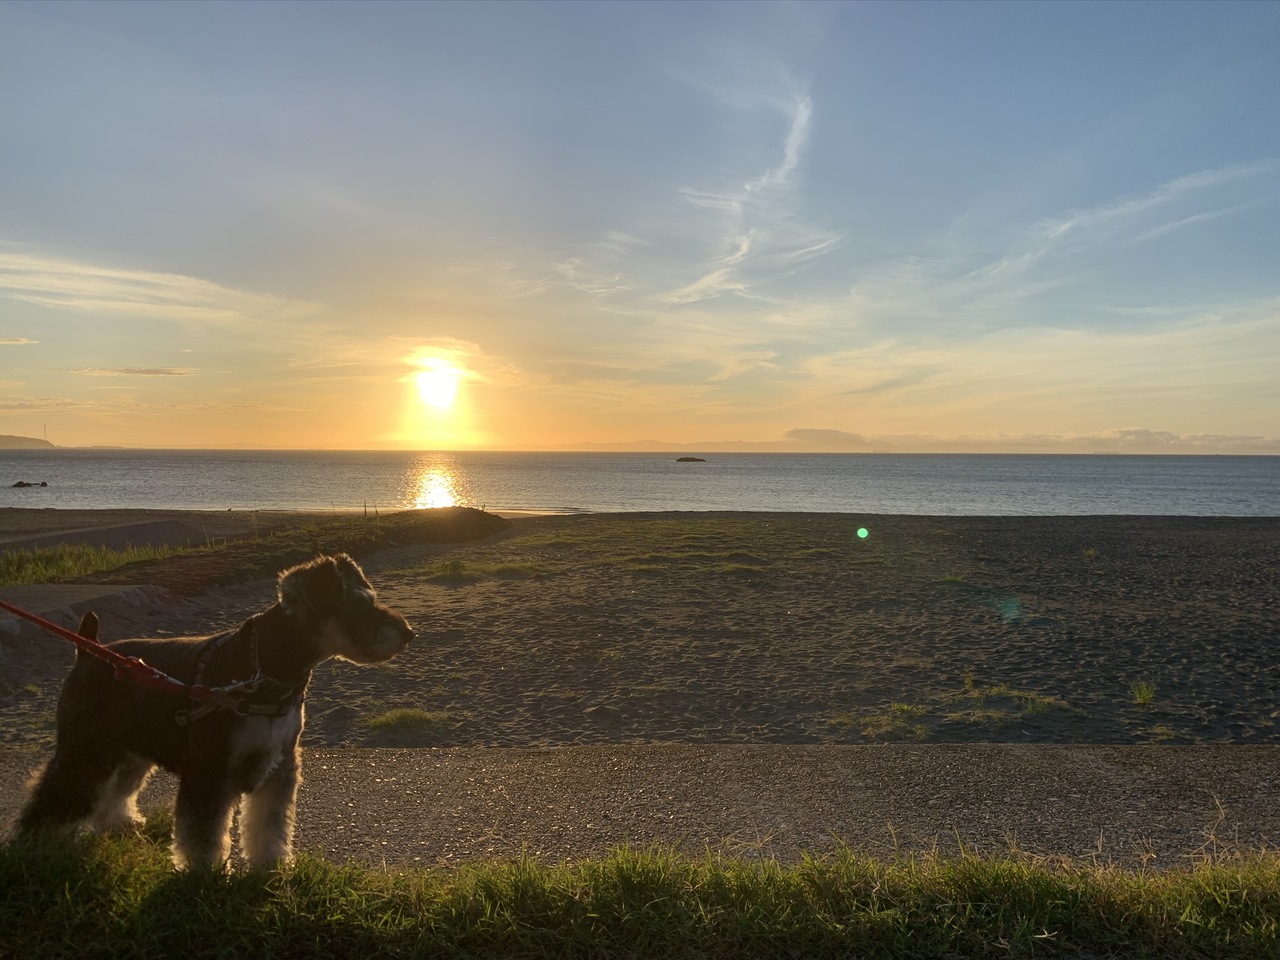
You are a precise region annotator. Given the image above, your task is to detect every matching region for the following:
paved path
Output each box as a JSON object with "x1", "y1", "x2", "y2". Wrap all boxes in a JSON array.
[{"x1": 4, "y1": 745, "x2": 1277, "y2": 869}]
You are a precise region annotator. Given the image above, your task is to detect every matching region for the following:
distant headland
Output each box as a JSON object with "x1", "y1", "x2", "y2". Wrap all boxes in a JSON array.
[{"x1": 0, "y1": 435, "x2": 55, "y2": 449}]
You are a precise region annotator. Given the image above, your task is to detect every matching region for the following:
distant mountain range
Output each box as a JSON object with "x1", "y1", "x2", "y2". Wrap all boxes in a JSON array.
[{"x1": 0, "y1": 435, "x2": 55, "y2": 449}]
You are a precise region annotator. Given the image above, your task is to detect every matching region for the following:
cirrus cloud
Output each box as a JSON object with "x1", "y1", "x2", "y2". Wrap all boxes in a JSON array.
[
  {"x1": 0, "y1": 249, "x2": 321, "y2": 326},
  {"x1": 71, "y1": 367, "x2": 197, "y2": 377}
]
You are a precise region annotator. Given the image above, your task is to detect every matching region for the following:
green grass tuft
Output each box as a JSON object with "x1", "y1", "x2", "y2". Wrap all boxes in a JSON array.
[
  {"x1": 363, "y1": 707, "x2": 452, "y2": 745},
  {"x1": 1130, "y1": 681, "x2": 1157, "y2": 706}
]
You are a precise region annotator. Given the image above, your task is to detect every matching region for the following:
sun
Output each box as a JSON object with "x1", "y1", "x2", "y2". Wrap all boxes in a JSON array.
[{"x1": 414, "y1": 365, "x2": 461, "y2": 409}]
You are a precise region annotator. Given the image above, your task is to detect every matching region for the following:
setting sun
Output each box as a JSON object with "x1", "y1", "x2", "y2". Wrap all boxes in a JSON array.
[
  {"x1": 395, "y1": 350, "x2": 484, "y2": 448},
  {"x1": 414, "y1": 364, "x2": 462, "y2": 410}
]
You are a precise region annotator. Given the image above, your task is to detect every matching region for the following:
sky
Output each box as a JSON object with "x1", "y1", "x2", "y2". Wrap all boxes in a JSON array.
[{"x1": 2, "y1": 0, "x2": 1278, "y2": 453}]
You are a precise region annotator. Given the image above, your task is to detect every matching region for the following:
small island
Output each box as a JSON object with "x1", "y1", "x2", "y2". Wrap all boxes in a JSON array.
[{"x1": 675, "y1": 456, "x2": 706, "y2": 462}]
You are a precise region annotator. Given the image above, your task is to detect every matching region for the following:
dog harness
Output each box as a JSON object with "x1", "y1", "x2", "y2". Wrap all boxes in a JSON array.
[{"x1": 176, "y1": 618, "x2": 309, "y2": 727}]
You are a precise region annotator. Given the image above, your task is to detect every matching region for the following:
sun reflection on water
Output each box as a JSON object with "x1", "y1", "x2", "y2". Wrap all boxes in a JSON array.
[{"x1": 411, "y1": 468, "x2": 464, "y2": 509}]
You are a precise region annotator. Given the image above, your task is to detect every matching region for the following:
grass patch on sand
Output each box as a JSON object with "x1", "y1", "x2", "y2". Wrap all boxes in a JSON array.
[
  {"x1": 516, "y1": 516, "x2": 851, "y2": 564},
  {"x1": 613, "y1": 550, "x2": 772, "y2": 577},
  {"x1": 833, "y1": 702, "x2": 929, "y2": 741},
  {"x1": 363, "y1": 707, "x2": 452, "y2": 745},
  {"x1": 838, "y1": 677, "x2": 1076, "y2": 742},
  {"x1": 3, "y1": 827, "x2": 1277, "y2": 960},
  {"x1": 395, "y1": 556, "x2": 547, "y2": 582},
  {"x1": 1130, "y1": 680, "x2": 1157, "y2": 706},
  {"x1": 941, "y1": 679, "x2": 1072, "y2": 732},
  {"x1": 64, "y1": 508, "x2": 510, "y2": 596},
  {"x1": 485, "y1": 514, "x2": 883, "y2": 586},
  {"x1": 0, "y1": 542, "x2": 190, "y2": 586}
]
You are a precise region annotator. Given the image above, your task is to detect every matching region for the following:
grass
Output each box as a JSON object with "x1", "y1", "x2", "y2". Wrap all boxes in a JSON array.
[
  {"x1": 2, "y1": 827, "x2": 1278, "y2": 959},
  {"x1": 404, "y1": 557, "x2": 547, "y2": 582},
  {"x1": 14, "y1": 508, "x2": 511, "y2": 596},
  {"x1": 834, "y1": 702, "x2": 929, "y2": 741},
  {"x1": 363, "y1": 707, "x2": 452, "y2": 744},
  {"x1": 838, "y1": 677, "x2": 1074, "y2": 742},
  {"x1": 1131, "y1": 681, "x2": 1157, "y2": 706},
  {"x1": 0, "y1": 542, "x2": 188, "y2": 586}
]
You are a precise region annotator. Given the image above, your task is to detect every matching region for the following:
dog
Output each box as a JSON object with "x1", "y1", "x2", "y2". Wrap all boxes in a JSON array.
[{"x1": 15, "y1": 553, "x2": 413, "y2": 869}]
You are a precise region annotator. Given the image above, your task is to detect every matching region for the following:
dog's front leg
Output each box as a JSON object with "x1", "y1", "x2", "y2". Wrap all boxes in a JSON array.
[
  {"x1": 173, "y1": 759, "x2": 240, "y2": 870},
  {"x1": 238, "y1": 741, "x2": 301, "y2": 868}
]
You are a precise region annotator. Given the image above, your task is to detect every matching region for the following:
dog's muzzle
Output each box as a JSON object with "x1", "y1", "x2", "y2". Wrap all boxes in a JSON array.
[{"x1": 369, "y1": 621, "x2": 413, "y2": 660}]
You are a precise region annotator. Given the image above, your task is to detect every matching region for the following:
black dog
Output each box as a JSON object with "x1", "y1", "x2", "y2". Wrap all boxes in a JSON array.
[{"x1": 16, "y1": 553, "x2": 413, "y2": 869}]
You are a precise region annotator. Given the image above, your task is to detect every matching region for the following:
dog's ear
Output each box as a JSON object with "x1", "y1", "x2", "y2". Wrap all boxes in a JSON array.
[
  {"x1": 278, "y1": 553, "x2": 378, "y2": 616},
  {"x1": 332, "y1": 553, "x2": 376, "y2": 599},
  {"x1": 278, "y1": 555, "x2": 342, "y2": 615},
  {"x1": 77, "y1": 611, "x2": 99, "y2": 642}
]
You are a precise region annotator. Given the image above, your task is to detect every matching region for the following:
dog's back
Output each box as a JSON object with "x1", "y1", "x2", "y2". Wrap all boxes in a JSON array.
[{"x1": 58, "y1": 632, "x2": 224, "y2": 773}]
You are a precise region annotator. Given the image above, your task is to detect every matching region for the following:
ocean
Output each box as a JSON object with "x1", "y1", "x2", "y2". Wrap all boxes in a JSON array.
[{"x1": 1, "y1": 450, "x2": 1277, "y2": 517}]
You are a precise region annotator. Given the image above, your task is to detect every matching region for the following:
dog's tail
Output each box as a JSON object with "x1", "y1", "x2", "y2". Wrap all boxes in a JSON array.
[{"x1": 74, "y1": 611, "x2": 99, "y2": 660}]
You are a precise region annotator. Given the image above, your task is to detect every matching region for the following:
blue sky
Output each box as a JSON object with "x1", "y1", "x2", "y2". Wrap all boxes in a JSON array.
[{"x1": 2, "y1": 0, "x2": 1278, "y2": 451}]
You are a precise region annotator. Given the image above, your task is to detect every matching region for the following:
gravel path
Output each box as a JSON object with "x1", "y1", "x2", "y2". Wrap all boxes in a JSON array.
[{"x1": 4, "y1": 744, "x2": 1276, "y2": 869}]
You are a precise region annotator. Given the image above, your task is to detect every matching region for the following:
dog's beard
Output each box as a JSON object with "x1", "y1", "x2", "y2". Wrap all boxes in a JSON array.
[{"x1": 325, "y1": 620, "x2": 411, "y2": 664}]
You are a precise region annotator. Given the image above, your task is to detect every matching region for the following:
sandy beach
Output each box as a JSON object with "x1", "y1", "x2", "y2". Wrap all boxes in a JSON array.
[
  {"x1": 2, "y1": 509, "x2": 1278, "y2": 749},
  {"x1": 2, "y1": 508, "x2": 1278, "y2": 865}
]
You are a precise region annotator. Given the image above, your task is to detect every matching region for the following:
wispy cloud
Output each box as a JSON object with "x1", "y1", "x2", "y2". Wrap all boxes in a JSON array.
[
  {"x1": 71, "y1": 367, "x2": 197, "y2": 377},
  {"x1": 0, "y1": 337, "x2": 38, "y2": 345},
  {"x1": 974, "y1": 160, "x2": 1278, "y2": 283},
  {"x1": 525, "y1": 85, "x2": 842, "y2": 318},
  {"x1": 0, "y1": 249, "x2": 322, "y2": 325},
  {"x1": 748, "y1": 95, "x2": 812, "y2": 191},
  {"x1": 0, "y1": 393, "x2": 301, "y2": 414},
  {"x1": 828, "y1": 159, "x2": 1280, "y2": 350},
  {"x1": 665, "y1": 94, "x2": 844, "y2": 305},
  {"x1": 548, "y1": 257, "x2": 632, "y2": 297}
]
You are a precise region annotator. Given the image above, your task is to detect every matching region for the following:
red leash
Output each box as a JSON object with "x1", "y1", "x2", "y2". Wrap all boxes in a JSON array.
[{"x1": 0, "y1": 598, "x2": 222, "y2": 700}]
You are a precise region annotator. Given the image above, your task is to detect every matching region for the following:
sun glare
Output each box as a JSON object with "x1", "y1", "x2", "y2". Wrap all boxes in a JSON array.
[
  {"x1": 415, "y1": 366, "x2": 461, "y2": 409},
  {"x1": 397, "y1": 350, "x2": 483, "y2": 448},
  {"x1": 412, "y1": 468, "x2": 461, "y2": 509}
]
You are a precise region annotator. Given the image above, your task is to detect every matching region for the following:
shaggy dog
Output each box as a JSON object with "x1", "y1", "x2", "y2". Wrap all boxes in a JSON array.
[{"x1": 16, "y1": 553, "x2": 413, "y2": 869}]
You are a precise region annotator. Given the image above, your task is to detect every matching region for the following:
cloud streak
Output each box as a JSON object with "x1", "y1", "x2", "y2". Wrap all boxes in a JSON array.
[
  {"x1": 71, "y1": 367, "x2": 197, "y2": 377},
  {"x1": 665, "y1": 94, "x2": 843, "y2": 305},
  {"x1": 975, "y1": 160, "x2": 1279, "y2": 284},
  {"x1": 0, "y1": 250, "x2": 321, "y2": 325}
]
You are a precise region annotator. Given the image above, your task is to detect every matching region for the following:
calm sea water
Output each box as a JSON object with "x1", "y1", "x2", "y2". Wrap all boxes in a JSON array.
[{"x1": 0, "y1": 450, "x2": 1277, "y2": 516}]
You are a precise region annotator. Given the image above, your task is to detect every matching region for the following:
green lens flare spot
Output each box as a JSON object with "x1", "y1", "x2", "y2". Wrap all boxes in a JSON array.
[{"x1": 857, "y1": 527, "x2": 869, "y2": 539}]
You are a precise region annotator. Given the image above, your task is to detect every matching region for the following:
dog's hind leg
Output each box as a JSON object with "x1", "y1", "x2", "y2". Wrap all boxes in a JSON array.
[
  {"x1": 14, "y1": 613, "x2": 114, "y2": 836},
  {"x1": 238, "y1": 743, "x2": 301, "y2": 868},
  {"x1": 17, "y1": 747, "x2": 124, "y2": 835},
  {"x1": 87, "y1": 753, "x2": 155, "y2": 834}
]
